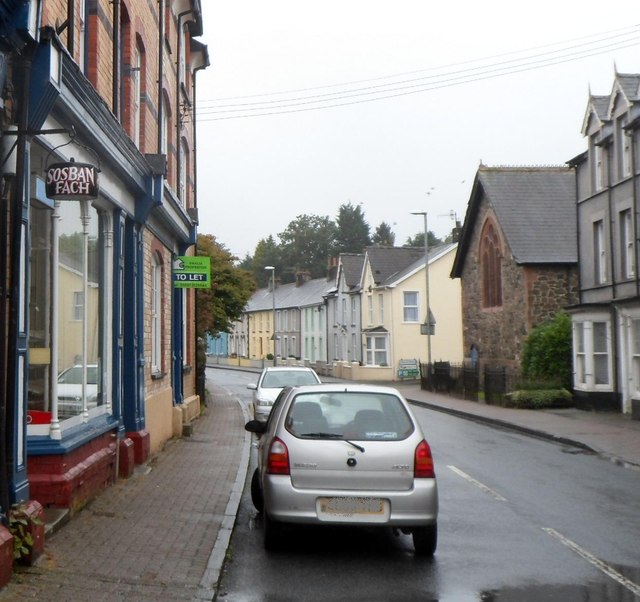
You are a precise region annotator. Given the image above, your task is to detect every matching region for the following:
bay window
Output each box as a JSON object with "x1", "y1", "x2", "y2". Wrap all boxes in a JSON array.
[
  {"x1": 365, "y1": 335, "x2": 388, "y2": 366},
  {"x1": 572, "y1": 317, "x2": 611, "y2": 391}
]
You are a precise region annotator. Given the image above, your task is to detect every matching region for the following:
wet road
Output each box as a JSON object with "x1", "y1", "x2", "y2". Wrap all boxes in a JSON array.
[{"x1": 212, "y1": 368, "x2": 640, "y2": 602}]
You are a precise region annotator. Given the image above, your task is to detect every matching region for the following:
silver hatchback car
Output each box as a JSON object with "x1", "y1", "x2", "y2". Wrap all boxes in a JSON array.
[{"x1": 245, "y1": 384, "x2": 439, "y2": 555}]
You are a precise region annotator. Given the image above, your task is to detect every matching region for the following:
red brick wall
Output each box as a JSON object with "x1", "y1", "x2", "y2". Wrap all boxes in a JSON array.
[
  {"x1": 27, "y1": 433, "x2": 116, "y2": 513},
  {"x1": 40, "y1": 0, "x2": 198, "y2": 197}
]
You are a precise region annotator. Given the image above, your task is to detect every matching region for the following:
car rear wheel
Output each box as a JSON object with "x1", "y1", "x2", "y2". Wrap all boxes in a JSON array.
[
  {"x1": 250, "y1": 468, "x2": 263, "y2": 512},
  {"x1": 412, "y1": 524, "x2": 437, "y2": 556},
  {"x1": 263, "y1": 513, "x2": 284, "y2": 551}
]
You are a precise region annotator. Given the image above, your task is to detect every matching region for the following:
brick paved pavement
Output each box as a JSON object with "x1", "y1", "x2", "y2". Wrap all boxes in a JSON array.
[
  {"x1": 2, "y1": 366, "x2": 639, "y2": 601},
  {"x1": 0, "y1": 384, "x2": 250, "y2": 602}
]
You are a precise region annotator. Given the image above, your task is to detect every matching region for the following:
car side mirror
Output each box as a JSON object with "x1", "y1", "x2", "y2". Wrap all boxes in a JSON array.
[
  {"x1": 245, "y1": 419, "x2": 267, "y2": 435},
  {"x1": 247, "y1": 383, "x2": 257, "y2": 390}
]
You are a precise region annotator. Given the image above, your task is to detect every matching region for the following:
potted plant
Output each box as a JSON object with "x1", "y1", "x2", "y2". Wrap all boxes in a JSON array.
[{"x1": 8, "y1": 501, "x2": 44, "y2": 565}]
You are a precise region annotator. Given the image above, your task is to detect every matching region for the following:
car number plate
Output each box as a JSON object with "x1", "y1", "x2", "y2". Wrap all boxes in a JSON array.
[{"x1": 318, "y1": 496, "x2": 386, "y2": 517}]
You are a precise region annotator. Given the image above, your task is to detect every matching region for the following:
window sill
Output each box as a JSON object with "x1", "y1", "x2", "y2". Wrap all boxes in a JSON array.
[{"x1": 151, "y1": 371, "x2": 166, "y2": 381}]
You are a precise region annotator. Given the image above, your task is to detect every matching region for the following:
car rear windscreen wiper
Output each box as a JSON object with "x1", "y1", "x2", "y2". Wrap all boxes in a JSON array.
[{"x1": 299, "y1": 432, "x2": 365, "y2": 452}]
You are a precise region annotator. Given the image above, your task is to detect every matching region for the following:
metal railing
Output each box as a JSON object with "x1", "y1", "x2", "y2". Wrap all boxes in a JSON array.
[{"x1": 419, "y1": 361, "x2": 523, "y2": 404}]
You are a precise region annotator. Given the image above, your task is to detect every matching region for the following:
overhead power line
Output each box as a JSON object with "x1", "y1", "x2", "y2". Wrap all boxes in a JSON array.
[{"x1": 196, "y1": 24, "x2": 640, "y2": 122}]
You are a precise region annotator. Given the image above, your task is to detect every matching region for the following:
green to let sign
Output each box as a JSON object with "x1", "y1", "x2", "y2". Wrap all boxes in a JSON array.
[{"x1": 173, "y1": 256, "x2": 211, "y2": 288}]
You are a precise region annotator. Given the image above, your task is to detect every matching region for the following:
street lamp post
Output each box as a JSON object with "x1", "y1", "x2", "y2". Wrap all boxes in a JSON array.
[
  {"x1": 411, "y1": 212, "x2": 432, "y2": 381},
  {"x1": 265, "y1": 266, "x2": 277, "y2": 365}
]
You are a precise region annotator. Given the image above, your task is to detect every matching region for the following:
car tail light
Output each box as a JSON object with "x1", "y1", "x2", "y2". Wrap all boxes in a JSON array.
[
  {"x1": 267, "y1": 437, "x2": 290, "y2": 475},
  {"x1": 414, "y1": 439, "x2": 435, "y2": 478}
]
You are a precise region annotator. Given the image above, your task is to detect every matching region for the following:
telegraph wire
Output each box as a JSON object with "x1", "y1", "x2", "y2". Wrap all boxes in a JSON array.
[
  {"x1": 200, "y1": 31, "x2": 640, "y2": 111},
  {"x1": 196, "y1": 25, "x2": 640, "y2": 122},
  {"x1": 199, "y1": 35, "x2": 638, "y2": 115},
  {"x1": 201, "y1": 24, "x2": 639, "y2": 104}
]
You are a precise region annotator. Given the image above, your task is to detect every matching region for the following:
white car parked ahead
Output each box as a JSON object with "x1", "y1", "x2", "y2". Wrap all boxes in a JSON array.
[{"x1": 247, "y1": 366, "x2": 321, "y2": 420}]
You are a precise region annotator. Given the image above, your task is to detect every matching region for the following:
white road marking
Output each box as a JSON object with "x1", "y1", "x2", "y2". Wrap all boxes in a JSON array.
[
  {"x1": 447, "y1": 465, "x2": 507, "y2": 501},
  {"x1": 543, "y1": 528, "x2": 640, "y2": 597}
]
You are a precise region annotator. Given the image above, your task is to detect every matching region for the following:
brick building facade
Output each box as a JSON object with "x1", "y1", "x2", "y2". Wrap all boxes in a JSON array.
[{"x1": 0, "y1": 1, "x2": 208, "y2": 582}]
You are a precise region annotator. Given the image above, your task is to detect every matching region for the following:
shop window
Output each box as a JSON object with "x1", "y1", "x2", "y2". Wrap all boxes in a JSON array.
[{"x1": 28, "y1": 199, "x2": 107, "y2": 426}]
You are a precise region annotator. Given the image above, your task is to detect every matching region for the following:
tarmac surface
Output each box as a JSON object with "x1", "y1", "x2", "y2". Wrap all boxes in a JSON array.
[{"x1": 1, "y1": 366, "x2": 639, "y2": 601}]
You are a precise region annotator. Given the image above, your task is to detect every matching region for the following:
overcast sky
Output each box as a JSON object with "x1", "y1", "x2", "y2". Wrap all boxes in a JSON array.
[{"x1": 194, "y1": 2, "x2": 640, "y2": 260}]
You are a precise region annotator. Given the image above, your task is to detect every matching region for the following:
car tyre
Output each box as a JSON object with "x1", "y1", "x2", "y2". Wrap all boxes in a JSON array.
[
  {"x1": 263, "y1": 513, "x2": 284, "y2": 551},
  {"x1": 250, "y1": 468, "x2": 264, "y2": 512},
  {"x1": 412, "y1": 524, "x2": 437, "y2": 556}
]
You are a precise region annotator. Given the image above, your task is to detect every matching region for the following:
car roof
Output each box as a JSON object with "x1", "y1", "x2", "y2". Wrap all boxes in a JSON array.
[
  {"x1": 262, "y1": 366, "x2": 316, "y2": 373},
  {"x1": 283, "y1": 383, "x2": 403, "y2": 395}
]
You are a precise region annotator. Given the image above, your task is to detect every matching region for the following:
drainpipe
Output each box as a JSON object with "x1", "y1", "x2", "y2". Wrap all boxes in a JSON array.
[
  {"x1": 192, "y1": 53, "x2": 204, "y2": 212},
  {"x1": 571, "y1": 162, "x2": 582, "y2": 304},
  {"x1": 67, "y1": 0, "x2": 75, "y2": 56},
  {"x1": 0, "y1": 174, "x2": 12, "y2": 515},
  {"x1": 604, "y1": 139, "x2": 617, "y2": 296},
  {"x1": 175, "y1": 10, "x2": 193, "y2": 204},
  {"x1": 157, "y1": 0, "x2": 164, "y2": 153},
  {"x1": 628, "y1": 123, "x2": 640, "y2": 298},
  {"x1": 112, "y1": 0, "x2": 120, "y2": 115},
  {"x1": 603, "y1": 138, "x2": 620, "y2": 404}
]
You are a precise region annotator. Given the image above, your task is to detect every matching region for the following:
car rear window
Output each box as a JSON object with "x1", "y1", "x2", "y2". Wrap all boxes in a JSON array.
[
  {"x1": 262, "y1": 370, "x2": 318, "y2": 388},
  {"x1": 285, "y1": 391, "x2": 414, "y2": 441}
]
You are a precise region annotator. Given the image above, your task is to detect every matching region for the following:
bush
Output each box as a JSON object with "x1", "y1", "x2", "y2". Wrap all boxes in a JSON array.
[
  {"x1": 518, "y1": 378, "x2": 565, "y2": 391},
  {"x1": 521, "y1": 312, "x2": 572, "y2": 390},
  {"x1": 504, "y1": 388, "x2": 573, "y2": 409}
]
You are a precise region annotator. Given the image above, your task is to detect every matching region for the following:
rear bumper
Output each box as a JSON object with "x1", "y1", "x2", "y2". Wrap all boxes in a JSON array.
[{"x1": 263, "y1": 474, "x2": 438, "y2": 526}]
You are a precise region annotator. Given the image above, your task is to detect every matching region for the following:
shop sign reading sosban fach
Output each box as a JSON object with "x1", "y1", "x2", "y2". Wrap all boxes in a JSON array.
[{"x1": 45, "y1": 161, "x2": 99, "y2": 200}]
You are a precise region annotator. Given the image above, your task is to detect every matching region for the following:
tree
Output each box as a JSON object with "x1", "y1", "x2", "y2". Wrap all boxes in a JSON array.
[
  {"x1": 371, "y1": 221, "x2": 396, "y2": 246},
  {"x1": 238, "y1": 253, "x2": 253, "y2": 272},
  {"x1": 334, "y1": 202, "x2": 371, "y2": 254},
  {"x1": 251, "y1": 236, "x2": 282, "y2": 287},
  {"x1": 521, "y1": 311, "x2": 573, "y2": 389},
  {"x1": 405, "y1": 231, "x2": 443, "y2": 248},
  {"x1": 195, "y1": 234, "x2": 256, "y2": 339},
  {"x1": 278, "y1": 214, "x2": 336, "y2": 280}
]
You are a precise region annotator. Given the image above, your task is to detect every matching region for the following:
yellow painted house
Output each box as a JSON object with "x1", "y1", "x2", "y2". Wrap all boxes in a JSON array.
[{"x1": 360, "y1": 244, "x2": 463, "y2": 377}]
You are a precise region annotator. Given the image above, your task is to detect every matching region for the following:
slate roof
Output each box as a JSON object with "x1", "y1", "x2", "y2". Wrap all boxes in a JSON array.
[
  {"x1": 245, "y1": 277, "x2": 331, "y2": 312},
  {"x1": 451, "y1": 166, "x2": 577, "y2": 277},
  {"x1": 389, "y1": 243, "x2": 458, "y2": 285},
  {"x1": 339, "y1": 253, "x2": 365, "y2": 290},
  {"x1": 616, "y1": 73, "x2": 640, "y2": 102},
  {"x1": 365, "y1": 246, "x2": 426, "y2": 286},
  {"x1": 581, "y1": 95, "x2": 610, "y2": 134}
]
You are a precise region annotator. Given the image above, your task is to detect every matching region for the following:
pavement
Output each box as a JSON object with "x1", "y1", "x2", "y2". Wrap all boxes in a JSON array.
[{"x1": 1, "y1": 366, "x2": 639, "y2": 601}]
